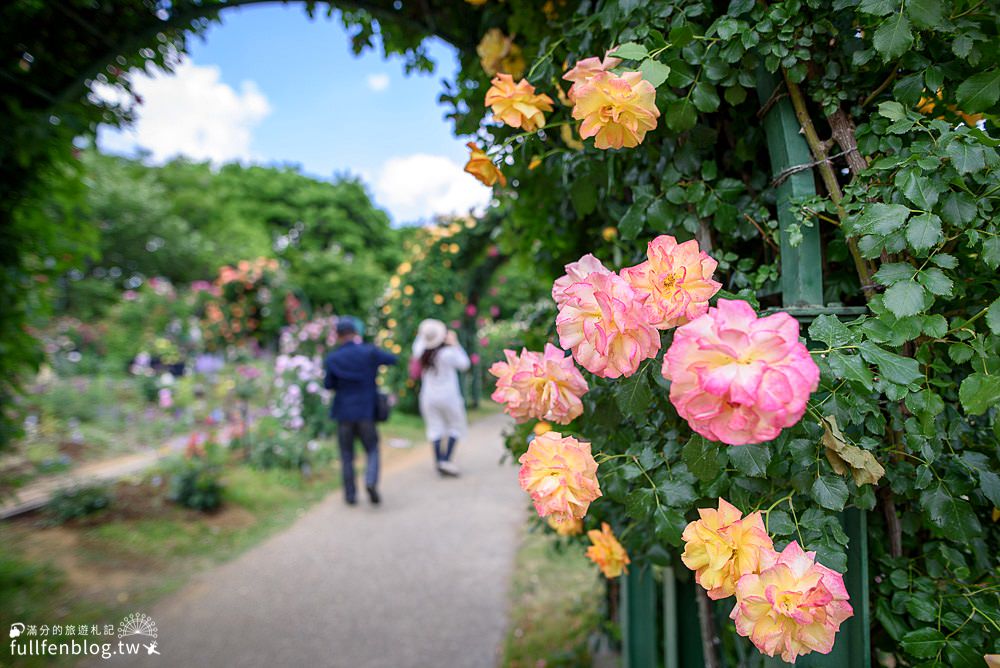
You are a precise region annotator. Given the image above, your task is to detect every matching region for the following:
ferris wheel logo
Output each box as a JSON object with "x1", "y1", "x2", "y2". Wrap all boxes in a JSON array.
[{"x1": 117, "y1": 612, "x2": 158, "y2": 640}]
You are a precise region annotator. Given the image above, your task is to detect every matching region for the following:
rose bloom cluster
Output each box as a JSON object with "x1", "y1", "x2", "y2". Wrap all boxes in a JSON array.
[
  {"x1": 489, "y1": 343, "x2": 589, "y2": 424},
  {"x1": 682, "y1": 499, "x2": 853, "y2": 663},
  {"x1": 554, "y1": 235, "x2": 720, "y2": 379}
]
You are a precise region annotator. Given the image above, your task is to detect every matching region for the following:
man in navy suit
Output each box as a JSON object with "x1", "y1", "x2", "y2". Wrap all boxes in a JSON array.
[{"x1": 323, "y1": 317, "x2": 397, "y2": 505}]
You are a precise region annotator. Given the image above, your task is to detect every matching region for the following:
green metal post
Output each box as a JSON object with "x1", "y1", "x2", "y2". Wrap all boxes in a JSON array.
[
  {"x1": 756, "y1": 69, "x2": 824, "y2": 309},
  {"x1": 756, "y1": 69, "x2": 871, "y2": 668},
  {"x1": 622, "y1": 566, "x2": 660, "y2": 668}
]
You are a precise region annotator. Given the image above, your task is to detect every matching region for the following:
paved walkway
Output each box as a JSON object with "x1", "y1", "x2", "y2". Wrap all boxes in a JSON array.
[{"x1": 101, "y1": 413, "x2": 524, "y2": 668}]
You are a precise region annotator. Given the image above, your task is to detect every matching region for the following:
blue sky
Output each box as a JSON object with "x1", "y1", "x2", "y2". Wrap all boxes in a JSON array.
[{"x1": 97, "y1": 4, "x2": 490, "y2": 224}]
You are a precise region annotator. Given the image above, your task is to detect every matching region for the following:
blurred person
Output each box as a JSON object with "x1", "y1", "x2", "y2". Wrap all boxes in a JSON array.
[
  {"x1": 324, "y1": 316, "x2": 397, "y2": 505},
  {"x1": 412, "y1": 319, "x2": 470, "y2": 477}
]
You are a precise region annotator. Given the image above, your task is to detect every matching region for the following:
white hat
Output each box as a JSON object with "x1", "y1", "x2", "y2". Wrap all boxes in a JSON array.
[{"x1": 415, "y1": 318, "x2": 447, "y2": 352}]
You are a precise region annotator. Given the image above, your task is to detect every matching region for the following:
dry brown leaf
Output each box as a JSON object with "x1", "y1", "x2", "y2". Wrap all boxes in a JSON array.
[{"x1": 822, "y1": 415, "x2": 885, "y2": 487}]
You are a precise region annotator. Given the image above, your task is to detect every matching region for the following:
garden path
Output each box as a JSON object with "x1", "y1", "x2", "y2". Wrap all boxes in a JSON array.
[{"x1": 100, "y1": 412, "x2": 524, "y2": 668}]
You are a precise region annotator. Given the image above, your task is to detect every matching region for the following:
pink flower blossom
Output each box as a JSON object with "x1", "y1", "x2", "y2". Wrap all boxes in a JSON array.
[
  {"x1": 518, "y1": 431, "x2": 601, "y2": 522},
  {"x1": 157, "y1": 388, "x2": 173, "y2": 409},
  {"x1": 562, "y1": 53, "x2": 622, "y2": 101},
  {"x1": 489, "y1": 344, "x2": 589, "y2": 424},
  {"x1": 731, "y1": 541, "x2": 853, "y2": 664},
  {"x1": 681, "y1": 498, "x2": 774, "y2": 600},
  {"x1": 661, "y1": 300, "x2": 819, "y2": 445},
  {"x1": 621, "y1": 235, "x2": 721, "y2": 329},
  {"x1": 556, "y1": 271, "x2": 660, "y2": 378},
  {"x1": 552, "y1": 254, "x2": 612, "y2": 307},
  {"x1": 571, "y1": 71, "x2": 659, "y2": 149}
]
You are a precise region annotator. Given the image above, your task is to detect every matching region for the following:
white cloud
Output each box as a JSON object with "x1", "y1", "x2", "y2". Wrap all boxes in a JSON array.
[
  {"x1": 94, "y1": 59, "x2": 271, "y2": 164},
  {"x1": 373, "y1": 154, "x2": 492, "y2": 224},
  {"x1": 366, "y1": 73, "x2": 390, "y2": 92}
]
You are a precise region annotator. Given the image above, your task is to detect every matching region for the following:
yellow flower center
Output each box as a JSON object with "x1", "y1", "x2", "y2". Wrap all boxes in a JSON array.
[
  {"x1": 662, "y1": 272, "x2": 679, "y2": 290},
  {"x1": 774, "y1": 591, "x2": 800, "y2": 616}
]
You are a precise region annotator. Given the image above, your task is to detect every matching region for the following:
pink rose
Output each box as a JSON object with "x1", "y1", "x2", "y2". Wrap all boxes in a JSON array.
[
  {"x1": 731, "y1": 541, "x2": 853, "y2": 663},
  {"x1": 556, "y1": 270, "x2": 660, "y2": 378},
  {"x1": 552, "y1": 253, "x2": 611, "y2": 307},
  {"x1": 621, "y1": 235, "x2": 721, "y2": 329},
  {"x1": 489, "y1": 343, "x2": 589, "y2": 424},
  {"x1": 662, "y1": 299, "x2": 819, "y2": 445}
]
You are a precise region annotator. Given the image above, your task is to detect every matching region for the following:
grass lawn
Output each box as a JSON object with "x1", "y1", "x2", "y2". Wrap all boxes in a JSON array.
[{"x1": 502, "y1": 522, "x2": 605, "y2": 668}]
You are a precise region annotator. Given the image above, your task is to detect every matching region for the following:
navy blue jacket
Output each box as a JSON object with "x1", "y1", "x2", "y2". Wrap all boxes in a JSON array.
[{"x1": 323, "y1": 341, "x2": 398, "y2": 422}]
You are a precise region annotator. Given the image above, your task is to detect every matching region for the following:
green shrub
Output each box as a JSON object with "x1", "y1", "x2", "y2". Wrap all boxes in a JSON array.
[
  {"x1": 247, "y1": 416, "x2": 332, "y2": 472},
  {"x1": 166, "y1": 449, "x2": 224, "y2": 512},
  {"x1": 46, "y1": 483, "x2": 112, "y2": 524}
]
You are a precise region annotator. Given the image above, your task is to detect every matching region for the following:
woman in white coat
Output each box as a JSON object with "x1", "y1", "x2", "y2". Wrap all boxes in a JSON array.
[{"x1": 412, "y1": 319, "x2": 470, "y2": 477}]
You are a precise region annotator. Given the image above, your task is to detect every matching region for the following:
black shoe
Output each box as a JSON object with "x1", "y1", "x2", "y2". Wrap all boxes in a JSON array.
[
  {"x1": 366, "y1": 485, "x2": 381, "y2": 505},
  {"x1": 345, "y1": 496, "x2": 357, "y2": 506}
]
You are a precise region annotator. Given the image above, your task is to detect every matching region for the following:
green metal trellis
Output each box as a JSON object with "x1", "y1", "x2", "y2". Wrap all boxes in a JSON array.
[{"x1": 619, "y1": 71, "x2": 871, "y2": 668}]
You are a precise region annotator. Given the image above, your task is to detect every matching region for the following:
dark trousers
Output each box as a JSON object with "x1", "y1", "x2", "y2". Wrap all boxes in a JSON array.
[{"x1": 337, "y1": 420, "x2": 379, "y2": 501}]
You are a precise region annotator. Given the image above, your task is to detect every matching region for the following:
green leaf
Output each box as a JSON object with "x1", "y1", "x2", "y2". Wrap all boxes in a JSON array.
[
  {"x1": 920, "y1": 482, "x2": 982, "y2": 542},
  {"x1": 959, "y1": 373, "x2": 1000, "y2": 415},
  {"x1": 900, "y1": 628, "x2": 946, "y2": 659},
  {"x1": 811, "y1": 474, "x2": 849, "y2": 511},
  {"x1": 896, "y1": 169, "x2": 940, "y2": 209},
  {"x1": 916, "y1": 267, "x2": 952, "y2": 296},
  {"x1": 904, "y1": 596, "x2": 937, "y2": 622},
  {"x1": 877, "y1": 100, "x2": 906, "y2": 120},
  {"x1": 873, "y1": 13, "x2": 913, "y2": 60},
  {"x1": 691, "y1": 82, "x2": 720, "y2": 112},
  {"x1": 946, "y1": 641, "x2": 987, "y2": 668},
  {"x1": 625, "y1": 487, "x2": 656, "y2": 519},
  {"x1": 664, "y1": 99, "x2": 698, "y2": 132},
  {"x1": 619, "y1": 199, "x2": 648, "y2": 240},
  {"x1": 728, "y1": 444, "x2": 771, "y2": 477},
  {"x1": 873, "y1": 262, "x2": 916, "y2": 285},
  {"x1": 638, "y1": 59, "x2": 671, "y2": 88},
  {"x1": 905, "y1": 214, "x2": 943, "y2": 251},
  {"x1": 945, "y1": 141, "x2": 986, "y2": 175},
  {"x1": 668, "y1": 24, "x2": 696, "y2": 48},
  {"x1": 860, "y1": 0, "x2": 898, "y2": 14},
  {"x1": 859, "y1": 341, "x2": 922, "y2": 385},
  {"x1": 884, "y1": 281, "x2": 927, "y2": 317},
  {"x1": 986, "y1": 297, "x2": 1000, "y2": 334},
  {"x1": 978, "y1": 470, "x2": 1000, "y2": 508},
  {"x1": 906, "y1": 0, "x2": 943, "y2": 28},
  {"x1": 809, "y1": 314, "x2": 855, "y2": 347},
  {"x1": 855, "y1": 203, "x2": 909, "y2": 235},
  {"x1": 713, "y1": 17, "x2": 739, "y2": 40},
  {"x1": 828, "y1": 351, "x2": 875, "y2": 389},
  {"x1": 682, "y1": 435, "x2": 720, "y2": 482},
  {"x1": 956, "y1": 69, "x2": 1000, "y2": 113},
  {"x1": 610, "y1": 42, "x2": 649, "y2": 60},
  {"x1": 659, "y1": 479, "x2": 696, "y2": 507},
  {"x1": 615, "y1": 373, "x2": 653, "y2": 416},
  {"x1": 767, "y1": 509, "x2": 794, "y2": 535}
]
